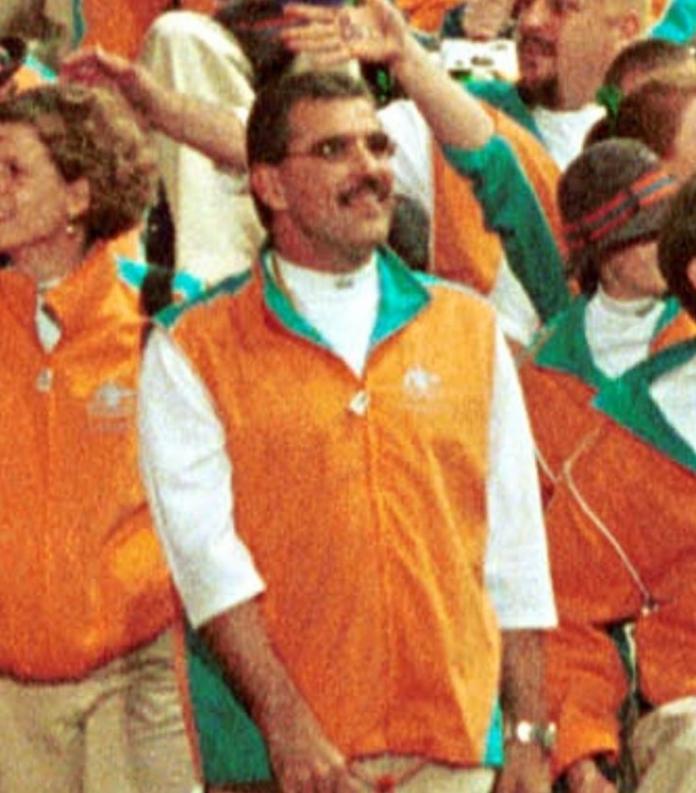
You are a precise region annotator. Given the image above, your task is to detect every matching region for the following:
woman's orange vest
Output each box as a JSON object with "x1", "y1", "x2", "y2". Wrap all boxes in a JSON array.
[{"x1": 0, "y1": 244, "x2": 175, "y2": 681}]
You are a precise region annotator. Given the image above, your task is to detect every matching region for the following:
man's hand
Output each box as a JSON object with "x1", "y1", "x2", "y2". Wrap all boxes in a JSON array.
[
  {"x1": 495, "y1": 743, "x2": 551, "y2": 793},
  {"x1": 565, "y1": 758, "x2": 618, "y2": 793},
  {"x1": 264, "y1": 704, "x2": 366, "y2": 792},
  {"x1": 281, "y1": 0, "x2": 410, "y2": 70},
  {"x1": 61, "y1": 47, "x2": 161, "y2": 119},
  {"x1": 201, "y1": 602, "x2": 365, "y2": 793}
]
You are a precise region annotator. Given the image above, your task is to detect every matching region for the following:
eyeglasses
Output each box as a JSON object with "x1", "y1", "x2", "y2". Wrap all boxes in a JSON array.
[{"x1": 285, "y1": 131, "x2": 396, "y2": 163}]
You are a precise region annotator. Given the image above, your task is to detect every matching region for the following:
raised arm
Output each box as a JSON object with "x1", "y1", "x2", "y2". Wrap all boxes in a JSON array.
[
  {"x1": 280, "y1": 0, "x2": 494, "y2": 149},
  {"x1": 61, "y1": 47, "x2": 247, "y2": 171}
]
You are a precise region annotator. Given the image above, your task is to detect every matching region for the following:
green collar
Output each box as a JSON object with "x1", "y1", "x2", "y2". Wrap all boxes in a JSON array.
[
  {"x1": 533, "y1": 295, "x2": 680, "y2": 390},
  {"x1": 533, "y1": 296, "x2": 607, "y2": 389},
  {"x1": 594, "y1": 337, "x2": 696, "y2": 474},
  {"x1": 259, "y1": 245, "x2": 431, "y2": 353}
]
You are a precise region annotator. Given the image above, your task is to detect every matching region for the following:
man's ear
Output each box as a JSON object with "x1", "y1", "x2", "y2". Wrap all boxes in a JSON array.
[
  {"x1": 250, "y1": 163, "x2": 289, "y2": 213},
  {"x1": 67, "y1": 176, "x2": 90, "y2": 222}
]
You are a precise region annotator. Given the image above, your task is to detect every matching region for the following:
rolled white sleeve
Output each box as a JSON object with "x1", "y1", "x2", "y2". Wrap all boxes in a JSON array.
[
  {"x1": 484, "y1": 324, "x2": 557, "y2": 629},
  {"x1": 138, "y1": 328, "x2": 265, "y2": 628}
]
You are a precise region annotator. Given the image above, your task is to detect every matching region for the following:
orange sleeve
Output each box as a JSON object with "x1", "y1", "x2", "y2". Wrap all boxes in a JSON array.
[{"x1": 545, "y1": 621, "x2": 627, "y2": 778}]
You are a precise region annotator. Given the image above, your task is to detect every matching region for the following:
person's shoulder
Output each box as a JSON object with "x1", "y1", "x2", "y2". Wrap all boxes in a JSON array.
[
  {"x1": 416, "y1": 271, "x2": 498, "y2": 325},
  {"x1": 154, "y1": 269, "x2": 253, "y2": 331}
]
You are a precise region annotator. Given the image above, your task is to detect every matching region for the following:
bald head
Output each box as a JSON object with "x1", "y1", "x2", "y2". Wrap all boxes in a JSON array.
[{"x1": 517, "y1": 0, "x2": 648, "y2": 109}]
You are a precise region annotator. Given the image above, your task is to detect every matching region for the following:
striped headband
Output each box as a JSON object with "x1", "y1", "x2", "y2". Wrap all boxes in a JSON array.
[{"x1": 564, "y1": 166, "x2": 677, "y2": 255}]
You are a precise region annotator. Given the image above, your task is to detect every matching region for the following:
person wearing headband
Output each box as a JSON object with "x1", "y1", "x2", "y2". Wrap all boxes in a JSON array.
[
  {"x1": 518, "y1": 138, "x2": 693, "y2": 504},
  {"x1": 534, "y1": 168, "x2": 696, "y2": 793}
]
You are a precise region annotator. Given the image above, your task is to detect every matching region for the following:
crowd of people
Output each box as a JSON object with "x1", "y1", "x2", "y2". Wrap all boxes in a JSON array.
[{"x1": 1, "y1": 1, "x2": 696, "y2": 792}]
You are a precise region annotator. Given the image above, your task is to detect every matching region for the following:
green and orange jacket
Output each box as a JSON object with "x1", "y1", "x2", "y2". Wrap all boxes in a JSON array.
[
  {"x1": 542, "y1": 338, "x2": 696, "y2": 775},
  {"x1": 518, "y1": 295, "x2": 695, "y2": 503},
  {"x1": 433, "y1": 107, "x2": 569, "y2": 323}
]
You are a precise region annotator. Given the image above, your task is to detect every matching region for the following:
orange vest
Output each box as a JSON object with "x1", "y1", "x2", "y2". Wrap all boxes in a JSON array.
[
  {"x1": 169, "y1": 253, "x2": 501, "y2": 764},
  {"x1": 0, "y1": 243, "x2": 175, "y2": 681},
  {"x1": 432, "y1": 101, "x2": 564, "y2": 294},
  {"x1": 544, "y1": 418, "x2": 696, "y2": 774}
]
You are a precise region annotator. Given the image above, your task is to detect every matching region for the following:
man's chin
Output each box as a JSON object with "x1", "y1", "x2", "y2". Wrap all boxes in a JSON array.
[{"x1": 517, "y1": 76, "x2": 561, "y2": 109}]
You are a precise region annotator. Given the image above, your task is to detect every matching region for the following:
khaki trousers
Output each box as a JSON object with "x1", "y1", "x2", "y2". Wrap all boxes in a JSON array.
[
  {"x1": 0, "y1": 630, "x2": 197, "y2": 793},
  {"x1": 630, "y1": 696, "x2": 696, "y2": 793},
  {"x1": 212, "y1": 754, "x2": 495, "y2": 792}
]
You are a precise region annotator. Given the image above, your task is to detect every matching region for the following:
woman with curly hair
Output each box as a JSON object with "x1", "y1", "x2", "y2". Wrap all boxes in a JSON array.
[{"x1": 0, "y1": 82, "x2": 198, "y2": 793}]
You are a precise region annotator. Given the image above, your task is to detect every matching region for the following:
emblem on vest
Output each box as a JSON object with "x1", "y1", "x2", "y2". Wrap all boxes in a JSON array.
[
  {"x1": 403, "y1": 366, "x2": 442, "y2": 412},
  {"x1": 403, "y1": 366, "x2": 441, "y2": 397},
  {"x1": 87, "y1": 381, "x2": 136, "y2": 432}
]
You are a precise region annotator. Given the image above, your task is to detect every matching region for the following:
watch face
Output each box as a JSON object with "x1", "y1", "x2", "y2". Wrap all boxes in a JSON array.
[{"x1": 510, "y1": 720, "x2": 557, "y2": 751}]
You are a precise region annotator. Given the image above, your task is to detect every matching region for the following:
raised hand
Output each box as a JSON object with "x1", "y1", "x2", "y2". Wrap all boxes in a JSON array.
[{"x1": 280, "y1": 0, "x2": 410, "y2": 70}]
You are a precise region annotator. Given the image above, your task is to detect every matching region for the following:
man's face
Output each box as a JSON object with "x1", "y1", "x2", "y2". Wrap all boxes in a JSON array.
[
  {"x1": 258, "y1": 96, "x2": 395, "y2": 272},
  {"x1": 517, "y1": 0, "x2": 633, "y2": 109}
]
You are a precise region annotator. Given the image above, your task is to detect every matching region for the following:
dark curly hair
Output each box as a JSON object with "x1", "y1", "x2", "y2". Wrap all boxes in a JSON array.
[{"x1": 0, "y1": 83, "x2": 158, "y2": 244}]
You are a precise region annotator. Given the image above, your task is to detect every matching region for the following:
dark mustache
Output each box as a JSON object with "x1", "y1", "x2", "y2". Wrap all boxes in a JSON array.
[
  {"x1": 518, "y1": 33, "x2": 556, "y2": 57},
  {"x1": 338, "y1": 176, "x2": 390, "y2": 206}
]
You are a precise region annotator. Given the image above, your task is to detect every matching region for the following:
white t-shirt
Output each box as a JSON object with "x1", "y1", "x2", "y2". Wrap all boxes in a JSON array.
[
  {"x1": 531, "y1": 103, "x2": 605, "y2": 171},
  {"x1": 585, "y1": 288, "x2": 668, "y2": 379}
]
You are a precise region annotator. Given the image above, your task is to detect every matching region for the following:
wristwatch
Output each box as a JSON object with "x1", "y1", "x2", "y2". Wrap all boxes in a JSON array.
[{"x1": 504, "y1": 720, "x2": 557, "y2": 752}]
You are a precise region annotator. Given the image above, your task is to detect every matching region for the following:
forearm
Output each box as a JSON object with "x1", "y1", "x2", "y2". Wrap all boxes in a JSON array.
[
  {"x1": 144, "y1": 88, "x2": 247, "y2": 171},
  {"x1": 199, "y1": 601, "x2": 361, "y2": 792},
  {"x1": 500, "y1": 629, "x2": 547, "y2": 724},
  {"x1": 61, "y1": 48, "x2": 247, "y2": 170},
  {"x1": 199, "y1": 600, "x2": 314, "y2": 738},
  {"x1": 389, "y1": 34, "x2": 494, "y2": 149}
]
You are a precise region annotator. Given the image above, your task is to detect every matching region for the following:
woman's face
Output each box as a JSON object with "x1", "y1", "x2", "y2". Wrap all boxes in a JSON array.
[
  {"x1": 665, "y1": 95, "x2": 696, "y2": 184},
  {"x1": 0, "y1": 121, "x2": 86, "y2": 270}
]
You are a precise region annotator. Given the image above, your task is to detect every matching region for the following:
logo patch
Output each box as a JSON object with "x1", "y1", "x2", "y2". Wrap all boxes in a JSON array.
[
  {"x1": 87, "y1": 381, "x2": 136, "y2": 432},
  {"x1": 403, "y1": 366, "x2": 442, "y2": 399}
]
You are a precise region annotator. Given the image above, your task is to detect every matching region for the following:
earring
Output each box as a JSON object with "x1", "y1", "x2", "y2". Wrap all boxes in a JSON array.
[{"x1": 66, "y1": 218, "x2": 77, "y2": 237}]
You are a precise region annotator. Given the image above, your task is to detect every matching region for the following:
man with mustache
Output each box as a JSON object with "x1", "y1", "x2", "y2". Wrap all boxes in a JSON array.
[
  {"x1": 137, "y1": 1, "x2": 558, "y2": 791},
  {"x1": 470, "y1": 0, "x2": 648, "y2": 169}
]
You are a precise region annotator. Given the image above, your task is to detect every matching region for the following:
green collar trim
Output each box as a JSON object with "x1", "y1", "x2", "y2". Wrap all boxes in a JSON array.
[
  {"x1": 533, "y1": 296, "x2": 679, "y2": 390},
  {"x1": 653, "y1": 294, "x2": 681, "y2": 335},
  {"x1": 594, "y1": 337, "x2": 696, "y2": 474},
  {"x1": 259, "y1": 245, "x2": 431, "y2": 351},
  {"x1": 24, "y1": 53, "x2": 56, "y2": 82},
  {"x1": 464, "y1": 78, "x2": 543, "y2": 140},
  {"x1": 156, "y1": 270, "x2": 251, "y2": 328},
  {"x1": 533, "y1": 296, "x2": 608, "y2": 389}
]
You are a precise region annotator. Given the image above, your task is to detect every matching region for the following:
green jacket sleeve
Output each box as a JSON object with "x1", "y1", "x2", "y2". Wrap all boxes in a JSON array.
[{"x1": 443, "y1": 136, "x2": 570, "y2": 323}]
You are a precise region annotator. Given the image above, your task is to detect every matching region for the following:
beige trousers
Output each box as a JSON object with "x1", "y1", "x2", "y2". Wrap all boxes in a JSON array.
[
  {"x1": 630, "y1": 696, "x2": 696, "y2": 793},
  {"x1": 212, "y1": 754, "x2": 495, "y2": 792},
  {"x1": 0, "y1": 629, "x2": 197, "y2": 793}
]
